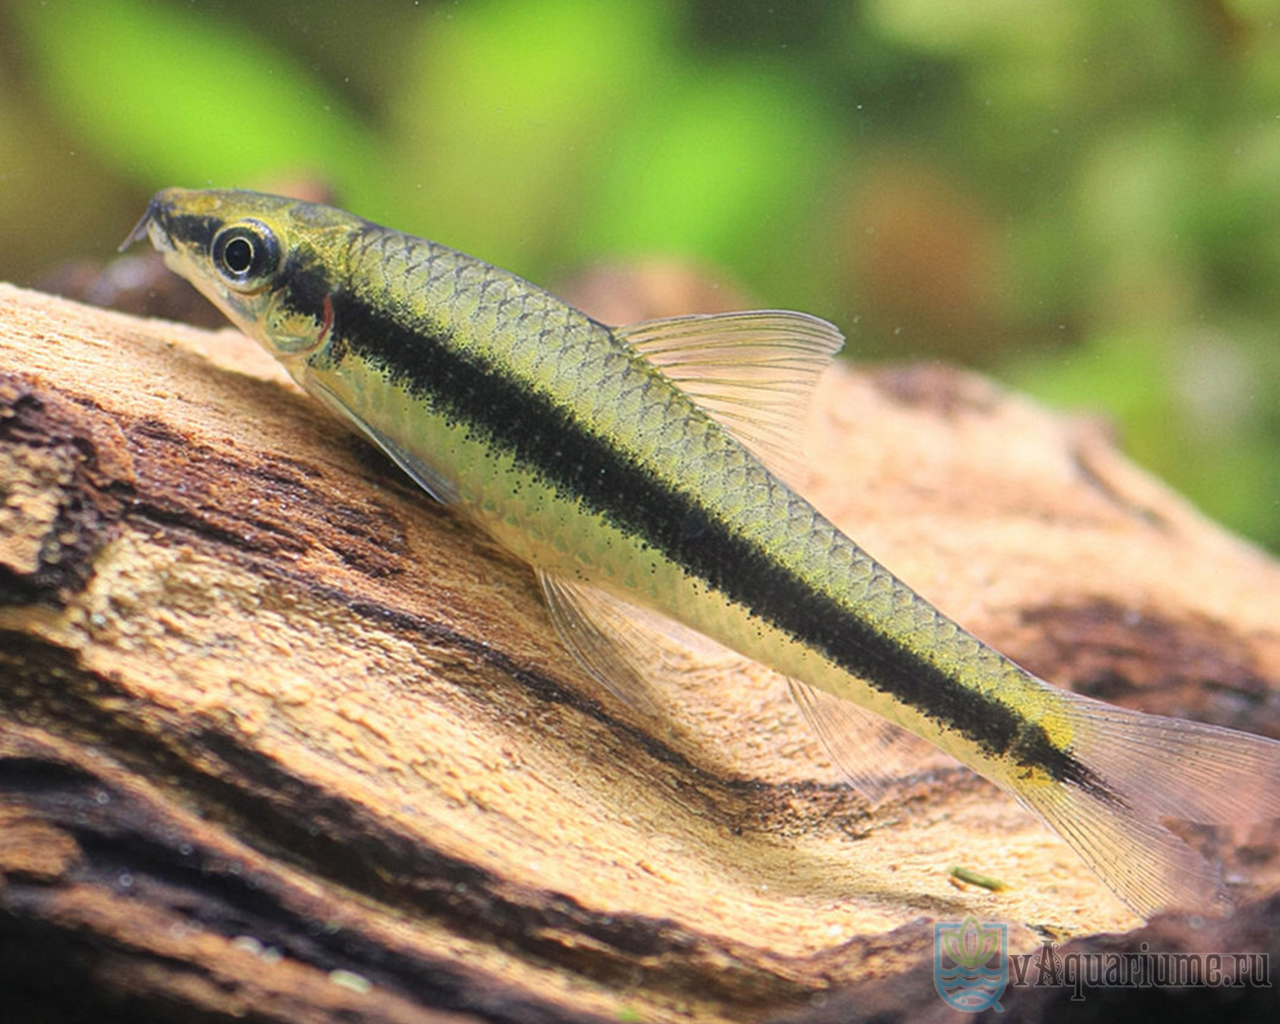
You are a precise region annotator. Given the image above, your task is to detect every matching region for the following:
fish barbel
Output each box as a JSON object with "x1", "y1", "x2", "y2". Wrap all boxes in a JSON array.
[{"x1": 126, "y1": 187, "x2": 1280, "y2": 917}]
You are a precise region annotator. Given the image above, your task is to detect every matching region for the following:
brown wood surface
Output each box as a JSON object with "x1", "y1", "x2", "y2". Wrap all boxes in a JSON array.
[{"x1": 2, "y1": 281, "x2": 1280, "y2": 1023}]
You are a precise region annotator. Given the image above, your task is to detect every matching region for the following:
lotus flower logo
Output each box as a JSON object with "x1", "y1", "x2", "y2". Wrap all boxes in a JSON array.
[
  {"x1": 934, "y1": 916, "x2": 1008, "y2": 1012},
  {"x1": 944, "y1": 915, "x2": 1002, "y2": 968}
]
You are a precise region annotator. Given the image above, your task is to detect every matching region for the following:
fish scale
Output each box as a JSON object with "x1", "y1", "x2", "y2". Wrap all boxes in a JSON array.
[{"x1": 127, "y1": 186, "x2": 1280, "y2": 918}]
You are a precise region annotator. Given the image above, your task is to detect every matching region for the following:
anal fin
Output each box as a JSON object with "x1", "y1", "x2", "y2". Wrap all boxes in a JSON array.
[
  {"x1": 786, "y1": 678, "x2": 961, "y2": 802},
  {"x1": 540, "y1": 569, "x2": 954, "y2": 803}
]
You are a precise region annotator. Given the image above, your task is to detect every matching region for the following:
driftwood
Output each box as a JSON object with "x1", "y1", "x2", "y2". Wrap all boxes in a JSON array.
[{"x1": 2, "y1": 280, "x2": 1280, "y2": 1022}]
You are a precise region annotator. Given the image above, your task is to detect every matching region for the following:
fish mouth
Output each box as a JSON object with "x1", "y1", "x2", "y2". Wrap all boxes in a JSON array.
[{"x1": 119, "y1": 192, "x2": 175, "y2": 254}]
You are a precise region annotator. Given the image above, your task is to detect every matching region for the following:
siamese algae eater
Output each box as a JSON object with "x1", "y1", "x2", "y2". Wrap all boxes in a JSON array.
[{"x1": 126, "y1": 188, "x2": 1280, "y2": 918}]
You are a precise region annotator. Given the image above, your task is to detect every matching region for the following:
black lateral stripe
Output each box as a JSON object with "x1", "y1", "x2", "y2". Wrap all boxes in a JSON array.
[
  {"x1": 314, "y1": 274, "x2": 1109, "y2": 796},
  {"x1": 164, "y1": 213, "x2": 221, "y2": 253}
]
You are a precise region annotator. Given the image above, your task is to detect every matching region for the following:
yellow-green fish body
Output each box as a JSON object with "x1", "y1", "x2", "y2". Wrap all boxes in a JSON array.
[{"x1": 128, "y1": 188, "x2": 1280, "y2": 917}]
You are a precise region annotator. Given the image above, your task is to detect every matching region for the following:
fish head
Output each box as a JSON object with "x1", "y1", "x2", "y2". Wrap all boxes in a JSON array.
[{"x1": 123, "y1": 188, "x2": 351, "y2": 363}]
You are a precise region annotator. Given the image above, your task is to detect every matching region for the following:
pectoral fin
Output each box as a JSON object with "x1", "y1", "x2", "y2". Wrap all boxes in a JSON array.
[{"x1": 311, "y1": 380, "x2": 461, "y2": 506}]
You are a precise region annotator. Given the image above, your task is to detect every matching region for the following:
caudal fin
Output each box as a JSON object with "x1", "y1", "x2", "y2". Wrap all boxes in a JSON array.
[{"x1": 1007, "y1": 688, "x2": 1280, "y2": 918}]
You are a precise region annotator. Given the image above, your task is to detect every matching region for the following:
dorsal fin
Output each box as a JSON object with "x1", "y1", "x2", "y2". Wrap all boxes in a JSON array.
[{"x1": 615, "y1": 310, "x2": 844, "y2": 485}]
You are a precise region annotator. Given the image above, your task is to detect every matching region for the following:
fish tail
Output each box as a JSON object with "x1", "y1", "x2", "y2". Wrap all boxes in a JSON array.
[{"x1": 1003, "y1": 689, "x2": 1280, "y2": 917}]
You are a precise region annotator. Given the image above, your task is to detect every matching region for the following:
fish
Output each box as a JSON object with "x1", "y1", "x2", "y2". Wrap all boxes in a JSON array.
[{"x1": 124, "y1": 187, "x2": 1280, "y2": 918}]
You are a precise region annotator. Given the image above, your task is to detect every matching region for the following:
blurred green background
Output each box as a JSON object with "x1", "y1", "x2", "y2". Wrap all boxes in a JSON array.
[{"x1": 2, "y1": 0, "x2": 1278, "y2": 551}]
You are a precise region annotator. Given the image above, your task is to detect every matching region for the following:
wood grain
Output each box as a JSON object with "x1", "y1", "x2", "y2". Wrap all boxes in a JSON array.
[{"x1": 2, "y1": 282, "x2": 1279, "y2": 1023}]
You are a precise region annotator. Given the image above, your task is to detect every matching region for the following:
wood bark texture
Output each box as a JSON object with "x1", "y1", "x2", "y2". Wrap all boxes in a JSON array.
[{"x1": 2, "y1": 281, "x2": 1279, "y2": 1023}]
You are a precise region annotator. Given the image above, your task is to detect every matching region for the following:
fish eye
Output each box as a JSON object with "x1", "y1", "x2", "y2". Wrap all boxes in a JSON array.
[{"x1": 211, "y1": 220, "x2": 281, "y2": 290}]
